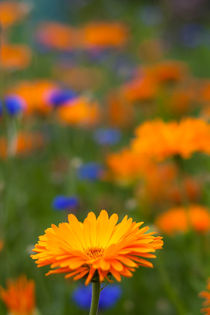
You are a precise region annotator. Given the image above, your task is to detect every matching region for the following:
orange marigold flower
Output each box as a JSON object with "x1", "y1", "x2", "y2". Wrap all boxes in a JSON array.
[
  {"x1": 146, "y1": 60, "x2": 188, "y2": 83},
  {"x1": 121, "y1": 76, "x2": 157, "y2": 103},
  {"x1": 131, "y1": 118, "x2": 210, "y2": 160},
  {"x1": 106, "y1": 149, "x2": 153, "y2": 183},
  {"x1": 82, "y1": 22, "x2": 128, "y2": 48},
  {"x1": 8, "y1": 80, "x2": 58, "y2": 114},
  {"x1": 200, "y1": 279, "x2": 210, "y2": 315},
  {"x1": 0, "y1": 276, "x2": 35, "y2": 315},
  {"x1": 155, "y1": 205, "x2": 210, "y2": 235},
  {"x1": 0, "y1": 43, "x2": 32, "y2": 70},
  {"x1": 0, "y1": 240, "x2": 3, "y2": 252},
  {"x1": 57, "y1": 97, "x2": 100, "y2": 126},
  {"x1": 31, "y1": 210, "x2": 163, "y2": 285},
  {"x1": 36, "y1": 22, "x2": 82, "y2": 51},
  {"x1": 0, "y1": 1, "x2": 30, "y2": 28},
  {"x1": 107, "y1": 91, "x2": 134, "y2": 127}
]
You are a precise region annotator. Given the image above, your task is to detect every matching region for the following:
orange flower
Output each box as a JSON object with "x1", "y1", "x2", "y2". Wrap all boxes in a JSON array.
[
  {"x1": 200, "y1": 279, "x2": 210, "y2": 315},
  {"x1": 106, "y1": 149, "x2": 153, "y2": 183},
  {"x1": 0, "y1": 1, "x2": 30, "y2": 28},
  {"x1": 36, "y1": 22, "x2": 81, "y2": 51},
  {"x1": 146, "y1": 60, "x2": 187, "y2": 83},
  {"x1": 107, "y1": 91, "x2": 134, "y2": 127},
  {"x1": 57, "y1": 97, "x2": 100, "y2": 126},
  {"x1": 0, "y1": 43, "x2": 32, "y2": 70},
  {"x1": 82, "y1": 22, "x2": 128, "y2": 48},
  {"x1": 169, "y1": 88, "x2": 195, "y2": 115},
  {"x1": 8, "y1": 80, "x2": 58, "y2": 114},
  {"x1": 131, "y1": 118, "x2": 210, "y2": 160},
  {"x1": 0, "y1": 240, "x2": 3, "y2": 252},
  {"x1": 121, "y1": 76, "x2": 157, "y2": 103},
  {"x1": 0, "y1": 132, "x2": 44, "y2": 158},
  {"x1": 0, "y1": 276, "x2": 35, "y2": 315},
  {"x1": 31, "y1": 210, "x2": 163, "y2": 285},
  {"x1": 155, "y1": 205, "x2": 210, "y2": 235}
]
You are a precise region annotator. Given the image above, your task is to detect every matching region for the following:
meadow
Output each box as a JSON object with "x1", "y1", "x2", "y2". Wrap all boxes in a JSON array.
[{"x1": 0, "y1": 1, "x2": 209, "y2": 314}]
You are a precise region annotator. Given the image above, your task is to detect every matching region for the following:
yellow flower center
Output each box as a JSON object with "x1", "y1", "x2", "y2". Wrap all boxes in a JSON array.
[{"x1": 86, "y1": 248, "x2": 104, "y2": 259}]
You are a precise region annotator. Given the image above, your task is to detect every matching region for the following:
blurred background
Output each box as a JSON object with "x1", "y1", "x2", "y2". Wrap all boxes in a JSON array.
[{"x1": 0, "y1": 0, "x2": 209, "y2": 314}]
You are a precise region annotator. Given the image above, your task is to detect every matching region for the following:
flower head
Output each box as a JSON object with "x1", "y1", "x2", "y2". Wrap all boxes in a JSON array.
[
  {"x1": 52, "y1": 196, "x2": 79, "y2": 211},
  {"x1": 5, "y1": 95, "x2": 25, "y2": 115},
  {"x1": 155, "y1": 205, "x2": 210, "y2": 235},
  {"x1": 200, "y1": 279, "x2": 210, "y2": 315},
  {"x1": 131, "y1": 118, "x2": 210, "y2": 161},
  {"x1": 0, "y1": 43, "x2": 32, "y2": 70},
  {"x1": 31, "y1": 210, "x2": 163, "y2": 285},
  {"x1": 94, "y1": 128, "x2": 121, "y2": 146},
  {"x1": 0, "y1": 276, "x2": 35, "y2": 315},
  {"x1": 77, "y1": 163, "x2": 104, "y2": 181},
  {"x1": 48, "y1": 89, "x2": 77, "y2": 107},
  {"x1": 72, "y1": 284, "x2": 122, "y2": 310}
]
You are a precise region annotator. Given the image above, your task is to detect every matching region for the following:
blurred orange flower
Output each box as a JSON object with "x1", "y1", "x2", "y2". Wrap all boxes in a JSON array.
[
  {"x1": 31, "y1": 210, "x2": 163, "y2": 285},
  {"x1": 36, "y1": 22, "x2": 81, "y2": 51},
  {"x1": 106, "y1": 149, "x2": 153, "y2": 183},
  {"x1": 0, "y1": 43, "x2": 32, "y2": 70},
  {"x1": 0, "y1": 132, "x2": 44, "y2": 158},
  {"x1": 131, "y1": 118, "x2": 210, "y2": 160},
  {"x1": 107, "y1": 91, "x2": 134, "y2": 127},
  {"x1": 200, "y1": 279, "x2": 210, "y2": 315},
  {"x1": 57, "y1": 97, "x2": 100, "y2": 126},
  {"x1": 8, "y1": 80, "x2": 58, "y2": 114},
  {"x1": 146, "y1": 60, "x2": 188, "y2": 83},
  {"x1": 0, "y1": 240, "x2": 3, "y2": 252},
  {"x1": 155, "y1": 205, "x2": 210, "y2": 235},
  {"x1": 121, "y1": 76, "x2": 157, "y2": 103},
  {"x1": 82, "y1": 22, "x2": 128, "y2": 48},
  {"x1": 0, "y1": 1, "x2": 30, "y2": 28},
  {"x1": 0, "y1": 276, "x2": 35, "y2": 315}
]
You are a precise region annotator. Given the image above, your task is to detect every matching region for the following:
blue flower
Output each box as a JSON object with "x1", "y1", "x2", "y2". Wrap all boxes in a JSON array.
[
  {"x1": 94, "y1": 128, "x2": 121, "y2": 146},
  {"x1": 179, "y1": 23, "x2": 204, "y2": 48},
  {"x1": 48, "y1": 89, "x2": 77, "y2": 107},
  {"x1": 77, "y1": 163, "x2": 103, "y2": 181},
  {"x1": 52, "y1": 196, "x2": 79, "y2": 211},
  {"x1": 5, "y1": 95, "x2": 25, "y2": 116},
  {"x1": 72, "y1": 284, "x2": 122, "y2": 310}
]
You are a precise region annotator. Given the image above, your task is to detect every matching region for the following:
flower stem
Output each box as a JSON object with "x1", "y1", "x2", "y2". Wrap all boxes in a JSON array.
[{"x1": 89, "y1": 280, "x2": 100, "y2": 315}]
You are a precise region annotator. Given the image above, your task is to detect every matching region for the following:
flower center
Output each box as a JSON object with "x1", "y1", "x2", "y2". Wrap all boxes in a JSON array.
[{"x1": 86, "y1": 247, "x2": 104, "y2": 259}]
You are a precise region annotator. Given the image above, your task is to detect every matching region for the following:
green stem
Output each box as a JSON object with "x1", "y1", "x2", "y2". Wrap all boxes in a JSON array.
[
  {"x1": 89, "y1": 280, "x2": 101, "y2": 315},
  {"x1": 157, "y1": 256, "x2": 187, "y2": 315}
]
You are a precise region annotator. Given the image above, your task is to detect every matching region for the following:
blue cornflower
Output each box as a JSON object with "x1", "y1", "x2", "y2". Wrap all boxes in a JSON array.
[
  {"x1": 77, "y1": 162, "x2": 103, "y2": 181},
  {"x1": 5, "y1": 95, "x2": 25, "y2": 116},
  {"x1": 52, "y1": 196, "x2": 79, "y2": 211},
  {"x1": 94, "y1": 128, "x2": 121, "y2": 146},
  {"x1": 48, "y1": 89, "x2": 77, "y2": 107},
  {"x1": 179, "y1": 23, "x2": 204, "y2": 48},
  {"x1": 72, "y1": 284, "x2": 122, "y2": 311}
]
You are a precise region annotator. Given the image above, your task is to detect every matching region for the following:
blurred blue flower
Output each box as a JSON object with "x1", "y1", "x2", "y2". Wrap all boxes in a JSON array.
[
  {"x1": 94, "y1": 128, "x2": 121, "y2": 146},
  {"x1": 77, "y1": 163, "x2": 103, "y2": 181},
  {"x1": 52, "y1": 196, "x2": 79, "y2": 211},
  {"x1": 48, "y1": 89, "x2": 77, "y2": 107},
  {"x1": 179, "y1": 23, "x2": 204, "y2": 48},
  {"x1": 72, "y1": 284, "x2": 122, "y2": 310},
  {"x1": 5, "y1": 95, "x2": 25, "y2": 116},
  {"x1": 0, "y1": 101, "x2": 3, "y2": 116}
]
